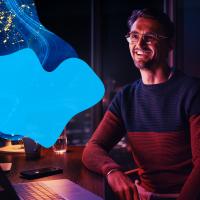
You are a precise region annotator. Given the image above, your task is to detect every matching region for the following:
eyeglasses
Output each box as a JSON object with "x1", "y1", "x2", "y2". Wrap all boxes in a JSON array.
[{"x1": 125, "y1": 32, "x2": 168, "y2": 44}]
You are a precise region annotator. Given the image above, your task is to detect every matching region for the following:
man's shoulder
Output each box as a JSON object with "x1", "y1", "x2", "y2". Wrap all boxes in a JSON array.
[
  {"x1": 110, "y1": 80, "x2": 141, "y2": 106},
  {"x1": 119, "y1": 79, "x2": 141, "y2": 95},
  {"x1": 176, "y1": 68, "x2": 200, "y2": 82},
  {"x1": 108, "y1": 80, "x2": 141, "y2": 116},
  {"x1": 176, "y1": 69, "x2": 200, "y2": 89}
]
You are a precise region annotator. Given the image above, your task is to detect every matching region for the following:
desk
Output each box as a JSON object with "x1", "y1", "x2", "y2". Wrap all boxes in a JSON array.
[{"x1": 0, "y1": 146, "x2": 104, "y2": 198}]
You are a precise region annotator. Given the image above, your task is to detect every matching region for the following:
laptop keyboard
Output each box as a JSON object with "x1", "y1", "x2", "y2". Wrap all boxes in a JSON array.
[{"x1": 15, "y1": 182, "x2": 66, "y2": 200}]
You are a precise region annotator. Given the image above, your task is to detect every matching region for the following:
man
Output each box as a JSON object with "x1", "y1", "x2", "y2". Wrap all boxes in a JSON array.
[{"x1": 82, "y1": 8, "x2": 200, "y2": 200}]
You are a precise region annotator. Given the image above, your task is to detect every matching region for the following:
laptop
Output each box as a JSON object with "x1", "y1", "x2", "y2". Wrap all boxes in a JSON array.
[{"x1": 0, "y1": 167, "x2": 103, "y2": 200}]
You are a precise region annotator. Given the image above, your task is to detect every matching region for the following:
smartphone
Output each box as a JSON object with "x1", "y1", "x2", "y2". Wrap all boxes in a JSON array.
[{"x1": 20, "y1": 167, "x2": 63, "y2": 179}]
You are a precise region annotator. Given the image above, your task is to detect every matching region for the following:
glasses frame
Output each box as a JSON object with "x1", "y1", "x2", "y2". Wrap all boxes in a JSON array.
[{"x1": 125, "y1": 31, "x2": 168, "y2": 44}]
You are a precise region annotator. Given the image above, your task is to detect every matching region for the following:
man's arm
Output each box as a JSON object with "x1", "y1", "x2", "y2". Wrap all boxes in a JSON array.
[
  {"x1": 82, "y1": 110, "x2": 125, "y2": 175},
  {"x1": 178, "y1": 114, "x2": 200, "y2": 200},
  {"x1": 82, "y1": 110, "x2": 139, "y2": 200}
]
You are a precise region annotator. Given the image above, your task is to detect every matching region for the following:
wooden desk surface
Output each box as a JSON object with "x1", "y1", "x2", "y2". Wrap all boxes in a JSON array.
[{"x1": 0, "y1": 146, "x2": 104, "y2": 198}]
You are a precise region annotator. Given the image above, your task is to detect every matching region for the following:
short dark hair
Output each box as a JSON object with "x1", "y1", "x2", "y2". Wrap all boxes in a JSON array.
[{"x1": 128, "y1": 8, "x2": 175, "y2": 39}]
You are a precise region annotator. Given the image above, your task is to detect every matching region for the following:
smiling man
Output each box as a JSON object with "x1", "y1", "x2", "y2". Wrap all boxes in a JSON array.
[{"x1": 82, "y1": 8, "x2": 200, "y2": 200}]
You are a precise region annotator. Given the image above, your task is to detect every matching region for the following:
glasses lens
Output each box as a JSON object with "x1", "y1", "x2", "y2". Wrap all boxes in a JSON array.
[
  {"x1": 143, "y1": 34, "x2": 157, "y2": 43},
  {"x1": 126, "y1": 32, "x2": 164, "y2": 44},
  {"x1": 129, "y1": 32, "x2": 139, "y2": 43}
]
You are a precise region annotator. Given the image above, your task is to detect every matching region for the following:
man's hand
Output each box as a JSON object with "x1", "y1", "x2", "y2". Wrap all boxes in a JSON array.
[{"x1": 106, "y1": 170, "x2": 140, "y2": 200}]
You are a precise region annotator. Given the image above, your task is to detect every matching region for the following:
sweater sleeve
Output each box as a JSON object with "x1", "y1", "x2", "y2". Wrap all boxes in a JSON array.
[
  {"x1": 178, "y1": 85, "x2": 200, "y2": 200},
  {"x1": 178, "y1": 114, "x2": 200, "y2": 200},
  {"x1": 82, "y1": 110, "x2": 126, "y2": 176},
  {"x1": 82, "y1": 90, "x2": 127, "y2": 176}
]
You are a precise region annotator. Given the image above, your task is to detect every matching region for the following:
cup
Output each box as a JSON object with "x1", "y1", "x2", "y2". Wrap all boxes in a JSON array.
[
  {"x1": 22, "y1": 137, "x2": 41, "y2": 160},
  {"x1": 0, "y1": 163, "x2": 12, "y2": 171},
  {"x1": 53, "y1": 131, "x2": 67, "y2": 154}
]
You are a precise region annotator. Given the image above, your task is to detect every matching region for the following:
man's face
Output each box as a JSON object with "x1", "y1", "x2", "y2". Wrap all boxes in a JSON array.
[{"x1": 129, "y1": 17, "x2": 171, "y2": 70}]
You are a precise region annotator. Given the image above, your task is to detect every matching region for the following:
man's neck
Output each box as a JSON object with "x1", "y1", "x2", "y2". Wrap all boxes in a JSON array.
[{"x1": 140, "y1": 64, "x2": 172, "y2": 85}]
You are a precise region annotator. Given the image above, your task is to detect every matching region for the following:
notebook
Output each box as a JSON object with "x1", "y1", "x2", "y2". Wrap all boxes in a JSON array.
[{"x1": 0, "y1": 167, "x2": 103, "y2": 200}]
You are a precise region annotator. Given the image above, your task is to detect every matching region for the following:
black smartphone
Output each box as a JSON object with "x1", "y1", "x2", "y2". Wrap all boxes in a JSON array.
[{"x1": 20, "y1": 167, "x2": 63, "y2": 179}]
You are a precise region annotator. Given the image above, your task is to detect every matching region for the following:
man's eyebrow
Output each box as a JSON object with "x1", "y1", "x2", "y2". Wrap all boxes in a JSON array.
[
  {"x1": 130, "y1": 30, "x2": 156, "y2": 35},
  {"x1": 144, "y1": 31, "x2": 157, "y2": 35},
  {"x1": 129, "y1": 31, "x2": 140, "y2": 34}
]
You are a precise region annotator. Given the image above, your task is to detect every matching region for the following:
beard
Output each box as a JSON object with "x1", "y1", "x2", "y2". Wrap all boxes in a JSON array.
[
  {"x1": 133, "y1": 58, "x2": 155, "y2": 69},
  {"x1": 131, "y1": 48, "x2": 159, "y2": 70}
]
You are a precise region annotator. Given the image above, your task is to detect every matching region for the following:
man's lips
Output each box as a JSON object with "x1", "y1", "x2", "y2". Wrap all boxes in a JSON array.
[
  {"x1": 133, "y1": 49, "x2": 151, "y2": 56},
  {"x1": 133, "y1": 49, "x2": 152, "y2": 61}
]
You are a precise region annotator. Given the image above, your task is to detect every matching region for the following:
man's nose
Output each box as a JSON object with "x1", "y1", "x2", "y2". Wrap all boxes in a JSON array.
[{"x1": 135, "y1": 36, "x2": 146, "y2": 49}]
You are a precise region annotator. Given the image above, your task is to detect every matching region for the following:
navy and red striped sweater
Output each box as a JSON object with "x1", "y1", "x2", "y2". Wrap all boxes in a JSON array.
[{"x1": 82, "y1": 69, "x2": 200, "y2": 199}]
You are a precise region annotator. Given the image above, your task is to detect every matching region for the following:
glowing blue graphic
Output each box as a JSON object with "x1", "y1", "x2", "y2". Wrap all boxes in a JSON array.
[
  {"x1": 0, "y1": 0, "x2": 77, "y2": 71},
  {"x1": 0, "y1": 48, "x2": 104, "y2": 147},
  {"x1": 0, "y1": 0, "x2": 105, "y2": 146}
]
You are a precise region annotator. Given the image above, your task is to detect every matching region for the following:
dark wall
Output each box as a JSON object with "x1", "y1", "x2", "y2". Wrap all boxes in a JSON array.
[
  {"x1": 35, "y1": 0, "x2": 91, "y2": 63},
  {"x1": 183, "y1": 1, "x2": 200, "y2": 77}
]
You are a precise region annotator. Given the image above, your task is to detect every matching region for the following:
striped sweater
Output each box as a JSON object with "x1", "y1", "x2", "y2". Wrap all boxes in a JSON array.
[{"x1": 82, "y1": 69, "x2": 200, "y2": 199}]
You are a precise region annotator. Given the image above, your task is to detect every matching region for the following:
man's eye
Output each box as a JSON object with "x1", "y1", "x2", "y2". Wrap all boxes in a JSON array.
[
  {"x1": 144, "y1": 35, "x2": 156, "y2": 42},
  {"x1": 130, "y1": 33, "x2": 139, "y2": 40}
]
